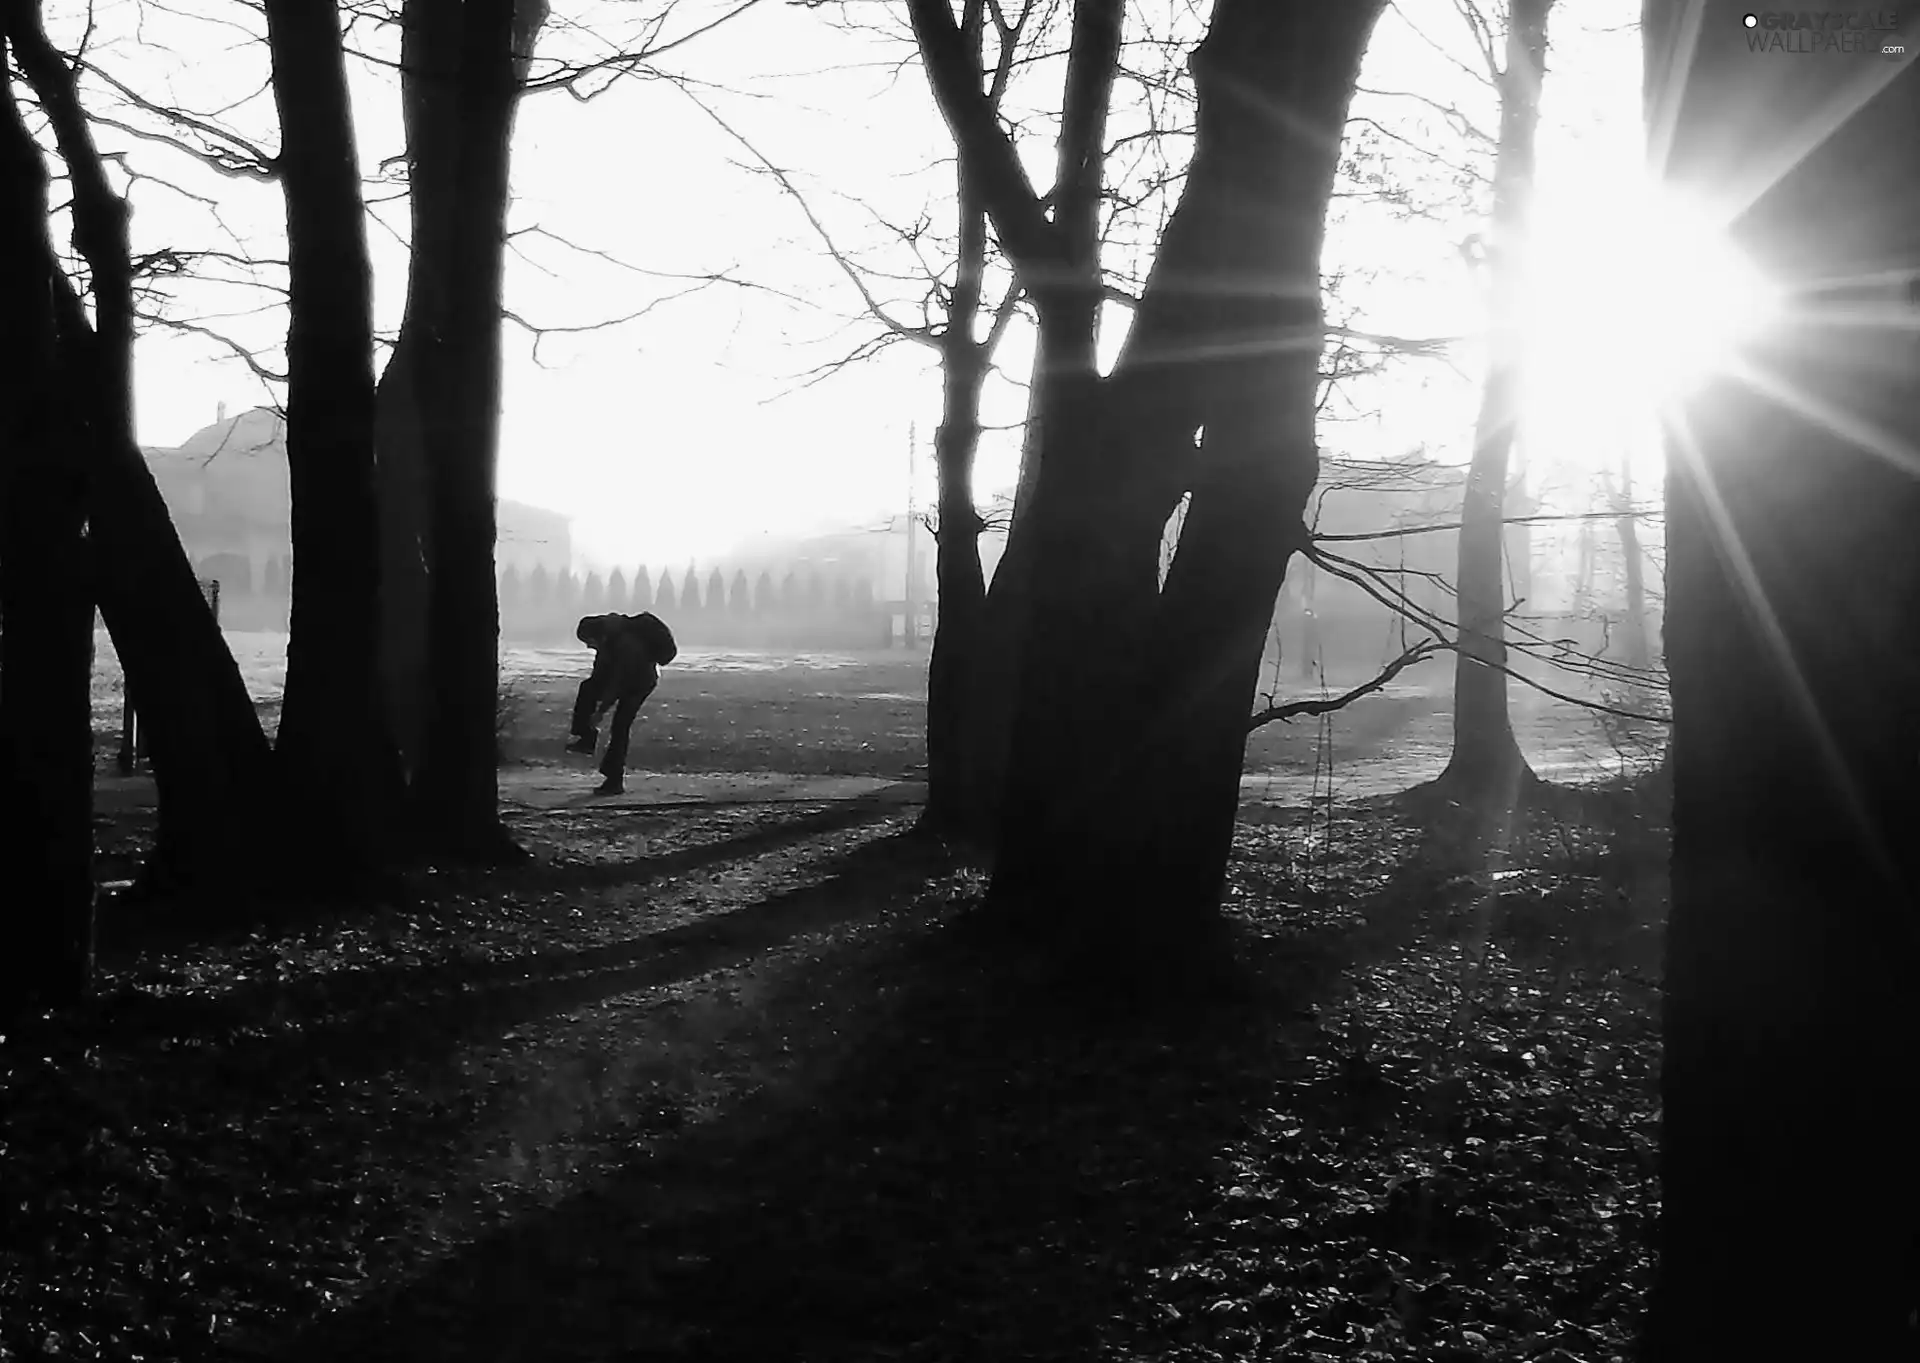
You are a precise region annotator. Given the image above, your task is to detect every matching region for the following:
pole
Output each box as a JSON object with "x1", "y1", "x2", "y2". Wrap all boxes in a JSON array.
[{"x1": 904, "y1": 421, "x2": 917, "y2": 645}]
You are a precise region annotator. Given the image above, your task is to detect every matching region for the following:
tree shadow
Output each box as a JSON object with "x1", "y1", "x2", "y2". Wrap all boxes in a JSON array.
[
  {"x1": 267, "y1": 822, "x2": 1473, "y2": 1363},
  {"x1": 82, "y1": 823, "x2": 932, "y2": 1101}
]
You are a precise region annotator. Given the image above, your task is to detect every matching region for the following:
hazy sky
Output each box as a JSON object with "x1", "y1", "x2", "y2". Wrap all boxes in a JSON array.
[{"x1": 38, "y1": 0, "x2": 1646, "y2": 572}]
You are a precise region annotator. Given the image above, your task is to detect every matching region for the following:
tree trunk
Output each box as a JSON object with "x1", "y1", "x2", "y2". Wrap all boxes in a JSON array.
[
  {"x1": 379, "y1": 0, "x2": 462, "y2": 783},
  {"x1": 1609, "y1": 456, "x2": 1650, "y2": 670},
  {"x1": 410, "y1": 0, "x2": 529, "y2": 859},
  {"x1": 946, "y1": 303, "x2": 1098, "y2": 841},
  {"x1": 0, "y1": 55, "x2": 93, "y2": 1008},
  {"x1": 910, "y1": 0, "x2": 1121, "y2": 847},
  {"x1": 1441, "y1": 0, "x2": 1551, "y2": 801},
  {"x1": 265, "y1": 0, "x2": 405, "y2": 876},
  {"x1": 987, "y1": 0, "x2": 1384, "y2": 946},
  {"x1": 7, "y1": 0, "x2": 279, "y2": 897},
  {"x1": 1642, "y1": 2, "x2": 1920, "y2": 1354},
  {"x1": 922, "y1": 132, "x2": 991, "y2": 832}
]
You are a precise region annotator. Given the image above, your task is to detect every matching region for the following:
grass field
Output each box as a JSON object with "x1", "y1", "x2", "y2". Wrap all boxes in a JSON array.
[
  {"x1": 10, "y1": 630, "x2": 1670, "y2": 1362},
  {"x1": 90, "y1": 630, "x2": 1657, "y2": 796}
]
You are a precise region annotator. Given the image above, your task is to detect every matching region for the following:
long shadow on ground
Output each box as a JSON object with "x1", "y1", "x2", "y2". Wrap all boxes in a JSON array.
[
  {"x1": 271, "y1": 813, "x2": 1481, "y2": 1363},
  {"x1": 90, "y1": 801, "x2": 905, "y2": 1044}
]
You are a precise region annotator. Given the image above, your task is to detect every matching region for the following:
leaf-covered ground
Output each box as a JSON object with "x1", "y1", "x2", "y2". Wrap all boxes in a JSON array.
[{"x1": 1, "y1": 779, "x2": 1663, "y2": 1363}]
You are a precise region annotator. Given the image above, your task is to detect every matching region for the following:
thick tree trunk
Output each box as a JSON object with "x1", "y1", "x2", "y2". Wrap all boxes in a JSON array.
[
  {"x1": 993, "y1": 0, "x2": 1383, "y2": 941},
  {"x1": 7, "y1": 0, "x2": 279, "y2": 897},
  {"x1": 411, "y1": 0, "x2": 525, "y2": 858},
  {"x1": 1642, "y1": 3, "x2": 1920, "y2": 1355},
  {"x1": 265, "y1": 0, "x2": 405, "y2": 876},
  {"x1": 1021, "y1": 0, "x2": 1382, "y2": 940},
  {"x1": 1442, "y1": 0, "x2": 1551, "y2": 800},
  {"x1": 913, "y1": 0, "x2": 1121, "y2": 847},
  {"x1": 946, "y1": 305, "x2": 1097, "y2": 841},
  {"x1": 379, "y1": 0, "x2": 462, "y2": 782},
  {"x1": 0, "y1": 57, "x2": 93, "y2": 1008}
]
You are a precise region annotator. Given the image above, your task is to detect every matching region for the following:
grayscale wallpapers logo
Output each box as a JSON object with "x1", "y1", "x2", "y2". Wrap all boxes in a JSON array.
[{"x1": 1742, "y1": 10, "x2": 1914, "y2": 59}]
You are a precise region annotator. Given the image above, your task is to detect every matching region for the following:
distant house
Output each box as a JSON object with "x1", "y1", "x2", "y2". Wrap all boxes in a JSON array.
[{"x1": 141, "y1": 405, "x2": 572, "y2": 619}]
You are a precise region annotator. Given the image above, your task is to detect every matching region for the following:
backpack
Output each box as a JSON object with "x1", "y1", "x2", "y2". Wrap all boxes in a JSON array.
[{"x1": 628, "y1": 611, "x2": 677, "y2": 666}]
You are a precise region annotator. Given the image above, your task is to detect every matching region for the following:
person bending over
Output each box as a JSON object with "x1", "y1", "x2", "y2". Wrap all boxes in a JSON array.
[{"x1": 567, "y1": 611, "x2": 675, "y2": 796}]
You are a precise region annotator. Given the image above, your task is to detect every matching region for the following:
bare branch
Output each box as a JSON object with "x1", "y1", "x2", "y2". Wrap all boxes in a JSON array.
[
  {"x1": 678, "y1": 87, "x2": 938, "y2": 351},
  {"x1": 1249, "y1": 639, "x2": 1447, "y2": 731},
  {"x1": 80, "y1": 61, "x2": 279, "y2": 179}
]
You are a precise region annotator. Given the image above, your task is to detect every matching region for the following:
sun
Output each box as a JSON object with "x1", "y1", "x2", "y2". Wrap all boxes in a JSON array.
[{"x1": 1514, "y1": 183, "x2": 1784, "y2": 453}]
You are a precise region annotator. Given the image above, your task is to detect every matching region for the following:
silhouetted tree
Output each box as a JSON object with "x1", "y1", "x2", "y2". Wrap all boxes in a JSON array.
[
  {"x1": 632, "y1": 564, "x2": 653, "y2": 611},
  {"x1": 781, "y1": 569, "x2": 801, "y2": 614},
  {"x1": 266, "y1": 0, "x2": 406, "y2": 876},
  {"x1": 707, "y1": 566, "x2": 727, "y2": 617},
  {"x1": 582, "y1": 569, "x2": 605, "y2": 614},
  {"x1": 605, "y1": 565, "x2": 629, "y2": 613},
  {"x1": 1641, "y1": 3, "x2": 1920, "y2": 1355},
  {"x1": 915, "y1": 0, "x2": 1387, "y2": 950},
  {"x1": 377, "y1": 0, "x2": 546, "y2": 794},
  {"x1": 555, "y1": 566, "x2": 578, "y2": 628},
  {"x1": 402, "y1": 0, "x2": 548, "y2": 861},
  {"x1": 655, "y1": 568, "x2": 678, "y2": 614},
  {"x1": 1601, "y1": 459, "x2": 1651, "y2": 671},
  {"x1": 8, "y1": 0, "x2": 279, "y2": 895},
  {"x1": 731, "y1": 568, "x2": 752, "y2": 618},
  {"x1": 755, "y1": 569, "x2": 777, "y2": 615},
  {"x1": 908, "y1": 0, "x2": 1124, "y2": 839},
  {"x1": 1439, "y1": 0, "x2": 1552, "y2": 801},
  {"x1": 680, "y1": 562, "x2": 702, "y2": 614},
  {"x1": 0, "y1": 49, "x2": 92, "y2": 1005}
]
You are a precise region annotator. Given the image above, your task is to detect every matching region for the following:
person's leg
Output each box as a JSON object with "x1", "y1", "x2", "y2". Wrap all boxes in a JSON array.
[
  {"x1": 597, "y1": 692, "x2": 643, "y2": 792},
  {"x1": 568, "y1": 674, "x2": 603, "y2": 753}
]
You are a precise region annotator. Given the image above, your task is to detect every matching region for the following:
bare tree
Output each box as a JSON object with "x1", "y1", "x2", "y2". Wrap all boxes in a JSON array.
[
  {"x1": 914, "y1": 0, "x2": 1387, "y2": 956},
  {"x1": 264, "y1": 0, "x2": 407, "y2": 877},
  {"x1": 0, "y1": 40, "x2": 92, "y2": 1005},
  {"x1": 1642, "y1": 0, "x2": 1920, "y2": 1354},
  {"x1": 1437, "y1": 0, "x2": 1552, "y2": 801},
  {"x1": 7, "y1": 0, "x2": 281, "y2": 899},
  {"x1": 397, "y1": 0, "x2": 545, "y2": 859}
]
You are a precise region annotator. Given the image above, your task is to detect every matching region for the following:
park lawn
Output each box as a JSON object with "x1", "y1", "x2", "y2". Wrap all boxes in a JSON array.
[{"x1": 13, "y1": 633, "x2": 1667, "y2": 1361}]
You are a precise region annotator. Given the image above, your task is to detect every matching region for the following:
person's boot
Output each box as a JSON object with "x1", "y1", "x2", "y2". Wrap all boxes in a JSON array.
[
  {"x1": 593, "y1": 776, "x2": 624, "y2": 797},
  {"x1": 566, "y1": 735, "x2": 596, "y2": 756}
]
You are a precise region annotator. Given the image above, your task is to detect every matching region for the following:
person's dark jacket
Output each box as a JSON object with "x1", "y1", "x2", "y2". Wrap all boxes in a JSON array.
[{"x1": 575, "y1": 613, "x2": 672, "y2": 707}]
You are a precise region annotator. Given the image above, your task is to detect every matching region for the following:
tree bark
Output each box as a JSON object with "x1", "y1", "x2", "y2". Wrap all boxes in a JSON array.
[
  {"x1": 1642, "y1": 2, "x2": 1920, "y2": 1354},
  {"x1": 910, "y1": 0, "x2": 1120, "y2": 846},
  {"x1": 6, "y1": 0, "x2": 279, "y2": 897},
  {"x1": 922, "y1": 117, "x2": 991, "y2": 832},
  {"x1": 1441, "y1": 0, "x2": 1551, "y2": 801},
  {"x1": 989, "y1": 0, "x2": 1384, "y2": 942},
  {"x1": 0, "y1": 51, "x2": 93, "y2": 1007},
  {"x1": 1607, "y1": 456, "x2": 1650, "y2": 670},
  {"x1": 409, "y1": 0, "x2": 533, "y2": 859},
  {"x1": 265, "y1": 0, "x2": 406, "y2": 876}
]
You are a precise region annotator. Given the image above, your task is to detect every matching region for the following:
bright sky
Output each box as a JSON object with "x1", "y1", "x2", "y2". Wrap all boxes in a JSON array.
[{"x1": 36, "y1": 0, "x2": 1672, "y2": 574}]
